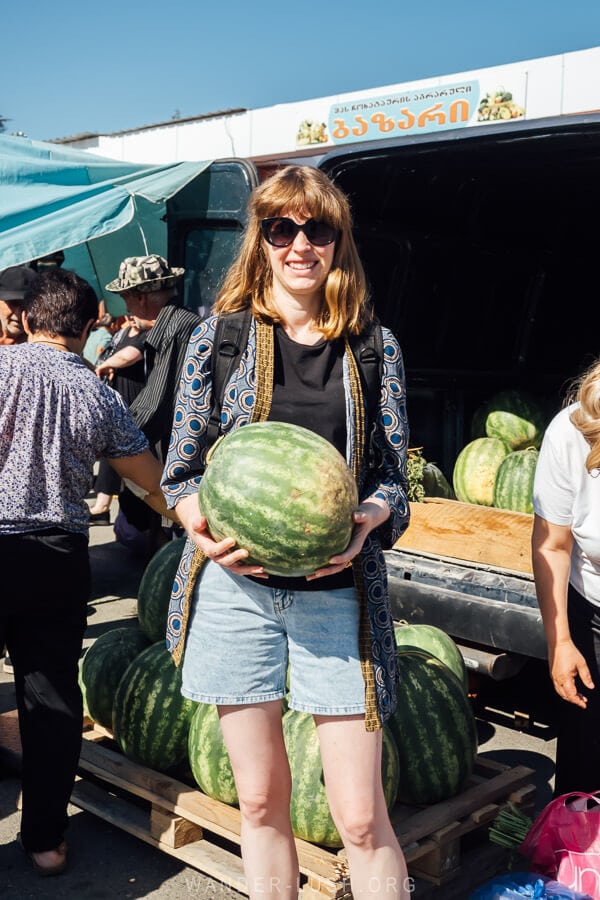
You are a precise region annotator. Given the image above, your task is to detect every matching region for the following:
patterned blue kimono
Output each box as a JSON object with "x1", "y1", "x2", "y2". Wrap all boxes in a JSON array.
[{"x1": 161, "y1": 314, "x2": 410, "y2": 728}]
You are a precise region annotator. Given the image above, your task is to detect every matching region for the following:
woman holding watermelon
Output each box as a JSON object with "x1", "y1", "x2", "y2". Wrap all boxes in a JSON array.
[
  {"x1": 162, "y1": 166, "x2": 411, "y2": 898},
  {"x1": 532, "y1": 358, "x2": 600, "y2": 795}
]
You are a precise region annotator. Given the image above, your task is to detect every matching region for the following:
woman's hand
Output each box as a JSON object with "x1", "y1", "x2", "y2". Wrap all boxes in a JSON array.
[
  {"x1": 306, "y1": 498, "x2": 390, "y2": 580},
  {"x1": 549, "y1": 639, "x2": 595, "y2": 708},
  {"x1": 175, "y1": 493, "x2": 267, "y2": 577}
]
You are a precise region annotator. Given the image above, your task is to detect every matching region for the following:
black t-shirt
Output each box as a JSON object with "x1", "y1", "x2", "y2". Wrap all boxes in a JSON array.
[
  {"x1": 269, "y1": 324, "x2": 347, "y2": 456},
  {"x1": 250, "y1": 324, "x2": 354, "y2": 591}
]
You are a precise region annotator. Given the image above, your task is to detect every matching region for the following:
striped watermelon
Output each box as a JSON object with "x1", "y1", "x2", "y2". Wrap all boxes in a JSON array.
[
  {"x1": 452, "y1": 437, "x2": 510, "y2": 506},
  {"x1": 485, "y1": 411, "x2": 543, "y2": 451},
  {"x1": 394, "y1": 623, "x2": 468, "y2": 692},
  {"x1": 112, "y1": 642, "x2": 196, "y2": 771},
  {"x1": 188, "y1": 704, "x2": 238, "y2": 806},
  {"x1": 137, "y1": 537, "x2": 186, "y2": 643},
  {"x1": 282, "y1": 709, "x2": 400, "y2": 848},
  {"x1": 198, "y1": 422, "x2": 358, "y2": 577},
  {"x1": 472, "y1": 389, "x2": 545, "y2": 447},
  {"x1": 493, "y1": 447, "x2": 539, "y2": 514},
  {"x1": 80, "y1": 626, "x2": 150, "y2": 730},
  {"x1": 388, "y1": 650, "x2": 477, "y2": 805}
]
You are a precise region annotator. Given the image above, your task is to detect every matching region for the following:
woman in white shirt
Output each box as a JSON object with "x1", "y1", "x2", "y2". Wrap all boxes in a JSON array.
[{"x1": 532, "y1": 358, "x2": 600, "y2": 794}]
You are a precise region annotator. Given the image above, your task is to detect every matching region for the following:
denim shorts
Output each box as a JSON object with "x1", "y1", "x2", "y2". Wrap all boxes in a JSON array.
[{"x1": 181, "y1": 561, "x2": 365, "y2": 715}]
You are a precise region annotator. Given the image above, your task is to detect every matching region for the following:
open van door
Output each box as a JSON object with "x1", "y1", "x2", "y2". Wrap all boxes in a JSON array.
[{"x1": 166, "y1": 159, "x2": 260, "y2": 317}]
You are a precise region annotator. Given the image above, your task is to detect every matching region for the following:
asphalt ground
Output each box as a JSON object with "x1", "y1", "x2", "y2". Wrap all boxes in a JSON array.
[{"x1": 0, "y1": 496, "x2": 558, "y2": 898}]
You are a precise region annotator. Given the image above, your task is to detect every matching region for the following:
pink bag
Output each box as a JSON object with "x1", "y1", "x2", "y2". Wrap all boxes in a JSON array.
[{"x1": 520, "y1": 792, "x2": 600, "y2": 899}]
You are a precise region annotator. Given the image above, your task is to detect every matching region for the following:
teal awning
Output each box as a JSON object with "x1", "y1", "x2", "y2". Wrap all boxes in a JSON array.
[{"x1": 0, "y1": 133, "x2": 212, "y2": 314}]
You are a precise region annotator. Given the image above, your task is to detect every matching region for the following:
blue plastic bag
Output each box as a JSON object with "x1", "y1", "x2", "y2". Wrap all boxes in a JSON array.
[{"x1": 469, "y1": 871, "x2": 594, "y2": 899}]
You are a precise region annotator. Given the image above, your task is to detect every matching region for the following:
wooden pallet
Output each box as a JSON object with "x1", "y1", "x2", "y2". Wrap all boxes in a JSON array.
[{"x1": 0, "y1": 711, "x2": 536, "y2": 896}]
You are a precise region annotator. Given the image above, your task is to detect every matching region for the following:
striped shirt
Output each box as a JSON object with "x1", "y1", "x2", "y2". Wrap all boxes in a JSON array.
[
  {"x1": 129, "y1": 303, "x2": 201, "y2": 458},
  {"x1": 0, "y1": 343, "x2": 148, "y2": 535}
]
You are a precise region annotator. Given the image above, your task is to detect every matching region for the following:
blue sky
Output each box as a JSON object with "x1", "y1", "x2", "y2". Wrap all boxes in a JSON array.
[{"x1": 4, "y1": 0, "x2": 600, "y2": 142}]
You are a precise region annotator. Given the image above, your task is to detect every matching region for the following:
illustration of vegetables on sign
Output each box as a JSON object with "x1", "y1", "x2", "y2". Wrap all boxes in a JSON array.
[
  {"x1": 477, "y1": 88, "x2": 525, "y2": 122},
  {"x1": 296, "y1": 120, "x2": 329, "y2": 147}
]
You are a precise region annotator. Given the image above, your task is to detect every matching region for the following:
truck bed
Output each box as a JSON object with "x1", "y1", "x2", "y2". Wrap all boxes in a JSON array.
[{"x1": 386, "y1": 499, "x2": 546, "y2": 661}]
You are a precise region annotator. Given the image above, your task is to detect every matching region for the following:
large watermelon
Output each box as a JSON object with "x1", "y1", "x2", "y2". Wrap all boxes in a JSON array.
[
  {"x1": 485, "y1": 411, "x2": 543, "y2": 451},
  {"x1": 471, "y1": 389, "x2": 545, "y2": 448},
  {"x1": 394, "y1": 623, "x2": 468, "y2": 692},
  {"x1": 198, "y1": 422, "x2": 358, "y2": 577},
  {"x1": 282, "y1": 709, "x2": 400, "y2": 848},
  {"x1": 493, "y1": 447, "x2": 539, "y2": 514},
  {"x1": 80, "y1": 626, "x2": 150, "y2": 730},
  {"x1": 188, "y1": 704, "x2": 238, "y2": 806},
  {"x1": 452, "y1": 437, "x2": 510, "y2": 505},
  {"x1": 112, "y1": 642, "x2": 196, "y2": 771},
  {"x1": 137, "y1": 537, "x2": 186, "y2": 643},
  {"x1": 388, "y1": 650, "x2": 477, "y2": 805}
]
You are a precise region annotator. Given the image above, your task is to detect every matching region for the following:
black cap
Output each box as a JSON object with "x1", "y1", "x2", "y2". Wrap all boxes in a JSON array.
[{"x1": 0, "y1": 266, "x2": 38, "y2": 301}]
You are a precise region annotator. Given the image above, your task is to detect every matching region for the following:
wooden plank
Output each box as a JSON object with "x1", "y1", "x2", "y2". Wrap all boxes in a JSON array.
[
  {"x1": 409, "y1": 836, "x2": 460, "y2": 884},
  {"x1": 78, "y1": 739, "x2": 341, "y2": 884},
  {"x1": 394, "y1": 765, "x2": 535, "y2": 847},
  {"x1": 71, "y1": 779, "x2": 248, "y2": 893},
  {"x1": 150, "y1": 805, "x2": 203, "y2": 848},
  {"x1": 394, "y1": 498, "x2": 533, "y2": 574}
]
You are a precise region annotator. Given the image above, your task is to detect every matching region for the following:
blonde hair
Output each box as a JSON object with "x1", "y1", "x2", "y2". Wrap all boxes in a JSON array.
[
  {"x1": 568, "y1": 358, "x2": 600, "y2": 471},
  {"x1": 214, "y1": 166, "x2": 371, "y2": 339}
]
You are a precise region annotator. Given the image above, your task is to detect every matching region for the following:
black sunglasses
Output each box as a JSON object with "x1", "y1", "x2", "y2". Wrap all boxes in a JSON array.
[{"x1": 260, "y1": 217, "x2": 339, "y2": 248}]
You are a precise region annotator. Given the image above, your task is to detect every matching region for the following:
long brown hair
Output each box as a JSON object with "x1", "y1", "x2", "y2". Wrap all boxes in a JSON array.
[
  {"x1": 214, "y1": 166, "x2": 371, "y2": 339},
  {"x1": 568, "y1": 358, "x2": 600, "y2": 471}
]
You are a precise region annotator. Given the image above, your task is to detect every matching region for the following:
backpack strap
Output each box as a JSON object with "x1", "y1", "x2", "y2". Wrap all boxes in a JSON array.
[
  {"x1": 206, "y1": 308, "x2": 252, "y2": 449},
  {"x1": 348, "y1": 320, "x2": 384, "y2": 468}
]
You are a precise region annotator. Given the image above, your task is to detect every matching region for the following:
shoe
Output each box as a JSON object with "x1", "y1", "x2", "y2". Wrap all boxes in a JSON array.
[
  {"x1": 2, "y1": 654, "x2": 13, "y2": 674},
  {"x1": 89, "y1": 509, "x2": 110, "y2": 524},
  {"x1": 18, "y1": 834, "x2": 68, "y2": 877}
]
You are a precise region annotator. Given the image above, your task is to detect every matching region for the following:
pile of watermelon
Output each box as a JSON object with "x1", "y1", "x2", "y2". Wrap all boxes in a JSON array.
[
  {"x1": 79, "y1": 537, "x2": 191, "y2": 770},
  {"x1": 452, "y1": 390, "x2": 545, "y2": 513},
  {"x1": 80, "y1": 525, "x2": 478, "y2": 850}
]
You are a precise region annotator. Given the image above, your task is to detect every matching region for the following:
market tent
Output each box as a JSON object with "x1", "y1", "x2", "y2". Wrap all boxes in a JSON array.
[{"x1": 0, "y1": 133, "x2": 212, "y2": 314}]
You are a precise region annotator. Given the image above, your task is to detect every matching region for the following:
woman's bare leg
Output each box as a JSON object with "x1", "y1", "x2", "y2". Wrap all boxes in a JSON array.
[
  {"x1": 219, "y1": 702, "x2": 298, "y2": 899},
  {"x1": 316, "y1": 715, "x2": 411, "y2": 899}
]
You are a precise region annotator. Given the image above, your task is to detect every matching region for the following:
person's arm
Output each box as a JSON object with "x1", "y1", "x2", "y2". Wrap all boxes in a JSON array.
[
  {"x1": 161, "y1": 319, "x2": 266, "y2": 577},
  {"x1": 161, "y1": 319, "x2": 212, "y2": 505},
  {"x1": 109, "y1": 450, "x2": 180, "y2": 524},
  {"x1": 531, "y1": 513, "x2": 594, "y2": 707},
  {"x1": 96, "y1": 345, "x2": 143, "y2": 378}
]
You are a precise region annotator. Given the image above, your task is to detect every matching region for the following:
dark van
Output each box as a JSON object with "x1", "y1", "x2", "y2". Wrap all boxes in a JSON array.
[{"x1": 165, "y1": 113, "x2": 600, "y2": 677}]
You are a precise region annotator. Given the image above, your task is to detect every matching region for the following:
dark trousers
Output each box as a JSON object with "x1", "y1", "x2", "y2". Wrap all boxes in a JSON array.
[
  {"x1": 554, "y1": 583, "x2": 600, "y2": 796},
  {"x1": 0, "y1": 529, "x2": 89, "y2": 852},
  {"x1": 94, "y1": 457, "x2": 121, "y2": 497}
]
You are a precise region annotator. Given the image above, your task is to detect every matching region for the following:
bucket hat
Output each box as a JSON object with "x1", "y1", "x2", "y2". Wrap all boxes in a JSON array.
[
  {"x1": 0, "y1": 265, "x2": 38, "y2": 301},
  {"x1": 105, "y1": 255, "x2": 184, "y2": 294}
]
